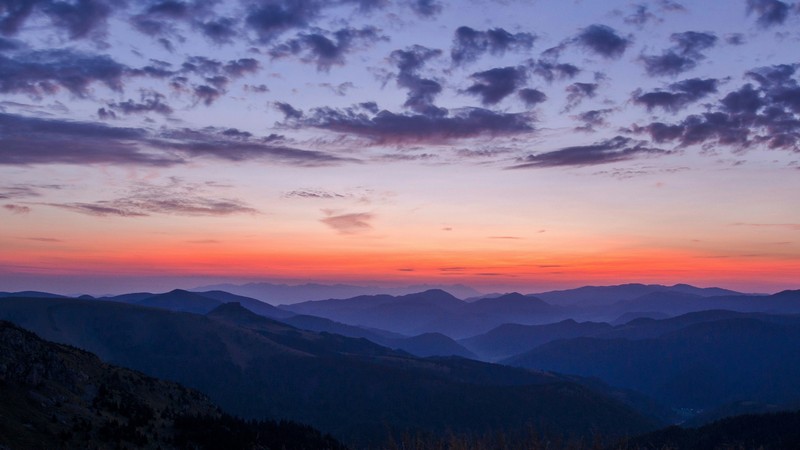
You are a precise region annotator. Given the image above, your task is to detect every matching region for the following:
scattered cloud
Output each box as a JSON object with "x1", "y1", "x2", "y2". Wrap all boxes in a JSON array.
[
  {"x1": 301, "y1": 106, "x2": 534, "y2": 144},
  {"x1": 3, "y1": 204, "x2": 30, "y2": 214},
  {"x1": 510, "y1": 136, "x2": 669, "y2": 168},
  {"x1": 0, "y1": 0, "x2": 112, "y2": 39},
  {"x1": 0, "y1": 49, "x2": 126, "y2": 97},
  {"x1": 641, "y1": 31, "x2": 718, "y2": 77},
  {"x1": 391, "y1": 45, "x2": 445, "y2": 116},
  {"x1": 270, "y1": 27, "x2": 386, "y2": 71},
  {"x1": 283, "y1": 189, "x2": 346, "y2": 199},
  {"x1": 565, "y1": 82, "x2": 599, "y2": 110},
  {"x1": 746, "y1": 0, "x2": 793, "y2": 28},
  {"x1": 105, "y1": 90, "x2": 173, "y2": 116},
  {"x1": 0, "y1": 183, "x2": 62, "y2": 199},
  {"x1": 320, "y1": 211, "x2": 374, "y2": 234},
  {"x1": 632, "y1": 77, "x2": 719, "y2": 112},
  {"x1": 47, "y1": 178, "x2": 259, "y2": 218},
  {"x1": 529, "y1": 60, "x2": 580, "y2": 83},
  {"x1": 633, "y1": 63, "x2": 800, "y2": 152},
  {"x1": 573, "y1": 24, "x2": 630, "y2": 59},
  {"x1": 518, "y1": 88, "x2": 547, "y2": 107},
  {"x1": 574, "y1": 108, "x2": 614, "y2": 131},
  {"x1": 25, "y1": 237, "x2": 62, "y2": 242},
  {"x1": 464, "y1": 66, "x2": 527, "y2": 105},
  {"x1": 0, "y1": 112, "x2": 352, "y2": 167},
  {"x1": 451, "y1": 26, "x2": 535, "y2": 66},
  {"x1": 408, "y1": 0, "x2": 443, "y2": 17}
]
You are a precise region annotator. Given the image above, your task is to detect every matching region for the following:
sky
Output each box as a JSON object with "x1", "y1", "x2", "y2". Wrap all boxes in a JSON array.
[{"x1": 1, "y1": 0, "x2": 799, "y2": 295}]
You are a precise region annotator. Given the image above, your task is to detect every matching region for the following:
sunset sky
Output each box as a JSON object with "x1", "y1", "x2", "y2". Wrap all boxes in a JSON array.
[{"x1": 1, "y1": 0, "x2": 799, "y2": 295}]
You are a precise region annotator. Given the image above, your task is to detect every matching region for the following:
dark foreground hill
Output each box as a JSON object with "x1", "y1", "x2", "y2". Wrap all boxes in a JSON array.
[
  {"x1": 0, "y1": 320, "x2": 344, "y2": 450},
  {"x1": 628, "y1": 409, "x2": 800, "y2": 450},
  {"x1": 0, "y1": 296, "x2": 659, "y2": 444}
]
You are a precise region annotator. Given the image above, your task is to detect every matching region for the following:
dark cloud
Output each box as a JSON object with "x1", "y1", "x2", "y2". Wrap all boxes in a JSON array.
[
  {"x1": 0, "y1": 49, "x2": 126, "y2": 97},
  {"x1": 574, "y1": 108, "x2": 614, "y2": 131},
  {"x1": 725, "y1": 33, "x2": 746, "y2": 45},
  {"x1": 573, "y1": 24, "x2": 630, "y2": 59},
  {"x1": 0, "y1": 36, "x2": 21, "y2": 50},
  {"x1": 633, "y1": 64, "x2": 800, "y2": 152},
  {"x1": 44, "y1": 0, "x2": 111, "y2": 39},
  {"x1": 270, "y1": 27, "x2": 385, "y2": 71},
  {"x1": 530, "y1": 60, "x2": 580, "y2": 83},
  {"x1": 0, "y1": 0, "x2": 111, "y2": 39},
  {"x1": 274, "y1": 101, "x2": 303, "y2": 119},
  {"x1": 223, "y1": 58, "x2": 259, "y2": 77},
  {"x1": 3, "y1": 203, "x2": 30, "y2": 214},
  {"x1": 221, "y1": 128, "x2": 253, "y2": 139},
  {"x1": 245, "y1": 1, "x2": 321, "y2": 42},
  {"x1": 153, "y1": 127, "x2": 356, "y2": 166},
  {"x1": 0, "y1": 112, "x2": 352, "y2": 167},
  {"x1": 632, "y1": 77, "x2": 719, "y2": 112},
  {"x1": 198, "y1": 17, "x2": 238, "y2": 44},
  {"x1": 451, "y1": 26, "x2": 536, "y2": 66},
  {"x1": 320, "y1": 211, "x2": 373, "y2": 234},
  {"x1": 390, "y1": 45, "x2": 445, "y2": 116},
  {"x1": 0, "y1": 112, "x2": 175, "y2": 166},
  {"x1": 0, "y1": 0, "x2": 37, "y2": 36},
  {"x1": 510, "y1": 136, "x2": 669, "y2": 168},
  {"x1": 49, "y1": 179, "x2": 258, "y2": 217},
  {"x1": 624, "y1": 4, "x2": 658, "y2": 27},
  {"x1": 409, "y1": 0, "x2": 442, "y2": 17},
  {"x1": 107, "y1": 91, "x2": 173, "y2": 116},
  {"x1": 193, "y1": 84, "x2": 221, "y2": 105},
  {"x1": 565, "y1": 82, "x2": 598, "y2": 110},
  {"x1": 518, "y1": 88, "x2": 547, "y2": 107},
  {"x1": 465, "y1": 66, "x2": 527, "y2": 105},
  {"x1": 301, "y1": 106, "x2": 534, "y2": 144},
  {"x1": 641, "y1": 31, "x2": 718, "y2": 77},
  {"x1": 747, "y1": 0, "x2": 792, "y2": 27},
  {"x1": 671, "y1": 31, "x2": 718, "y2": 55}
]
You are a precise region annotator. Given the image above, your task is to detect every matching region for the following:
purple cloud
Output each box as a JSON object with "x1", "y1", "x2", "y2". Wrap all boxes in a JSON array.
[
  {"x1": 511, "y1": 136, "x2": 669, "y2": 168},
  {"x1": 451, "y1": 26, "x2": 535, "y2": 65}
]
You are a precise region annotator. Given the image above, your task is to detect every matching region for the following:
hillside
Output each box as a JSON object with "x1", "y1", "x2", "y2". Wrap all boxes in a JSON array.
[
  {"x1": 0, "y1": 320, "x2": 344, "y2": 450},
  {"x1": 0, "y1": 296, "x2": 661, "y2": 444},
  {"x1": 506, "y1": 317, "x2": 800, "y2": 413}
]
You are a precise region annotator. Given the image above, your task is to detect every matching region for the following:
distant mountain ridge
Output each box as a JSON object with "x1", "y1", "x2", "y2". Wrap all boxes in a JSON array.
[
  {"x1": 190, "y1": 281, "x2": 482, "y2": 304},
  {"x1": 505, "y1": 315, "x2": 800, "y2": 415},
  {"x1": 284, "y1": 289, "x2": 562, "y2": 337},
  {"x1": 531, "y1": 283, "x2": 746, "y2": 307}
]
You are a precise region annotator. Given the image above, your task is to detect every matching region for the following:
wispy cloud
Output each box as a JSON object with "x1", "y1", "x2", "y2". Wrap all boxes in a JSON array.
[
  {"x1": 0, "y1": 112, "x2": 353, "y2": 167},
  {"x1": 510, "y1": 136, "x2": 670, "y2": 168},
  {"x1": 320, "y1": 211, "x2": 374, "y2": 234},
  {"x1": 3, "y1": 204, "x2": 31, "y2": 214},
  {"x1": 46, "y1": 178, "x2": 259, "y2": 218}
]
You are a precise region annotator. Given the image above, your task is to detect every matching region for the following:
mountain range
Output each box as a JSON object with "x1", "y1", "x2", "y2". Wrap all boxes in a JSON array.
[
  {"x1": 0, "y1": 295, "x2": 659, "y2": 445},
  {"x1": 4, "y1": 281, "x2": 800, "y2": 442}
]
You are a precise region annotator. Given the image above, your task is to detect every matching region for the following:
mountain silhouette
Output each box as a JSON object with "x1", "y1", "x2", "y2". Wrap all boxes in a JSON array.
[
  {"x1": 0, "y1": 296, "x2": 660, "y2": 444},
  {"x1": 0, "y1": 320, "x2": 344, "y2": 450},
  {"x1": 506, "y1": 315, "x2": 800, "y2": 414}
]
